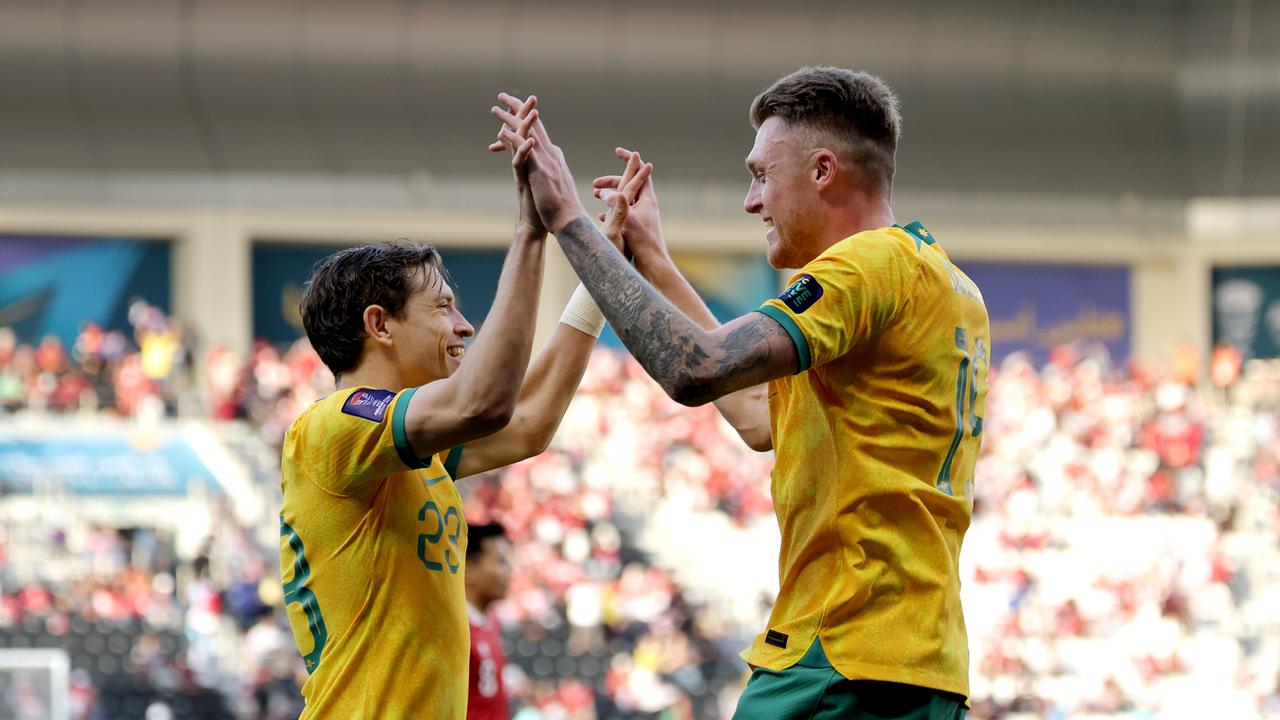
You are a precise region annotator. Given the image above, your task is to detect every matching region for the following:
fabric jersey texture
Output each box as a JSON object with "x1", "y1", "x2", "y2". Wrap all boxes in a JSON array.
[
  {"x1": 280, "y1": 386, "x2": 468, "y2": 719},
  {"x1": 467, "y1": 605, "x2": 510, "y2": 720},
  {"x1": 747, "y1": 222, "x2": 990, "y2": 699}
]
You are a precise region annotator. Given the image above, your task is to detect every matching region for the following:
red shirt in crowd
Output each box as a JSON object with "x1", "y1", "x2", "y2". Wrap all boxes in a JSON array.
[{"x1": 468, "y1": 605, "x2": 509, "y2": 720}]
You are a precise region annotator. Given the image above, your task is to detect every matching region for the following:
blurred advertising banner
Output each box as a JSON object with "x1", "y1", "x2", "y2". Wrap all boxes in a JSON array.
[
  {"x1": 600, "y1": 251, "x2": 779, "y2": 349},
  {"x1": 955, "y1": 262, "x2": 1130, "y2": 367},
  {"x1": 1213, "y1": 266, "x2": 1280, "y2": 360},
  {"x1": 0, "y1": 426, "x2": 223, "y2": 496},
  {"x1": 252, "y1": 243, "x2": 506, "y2": 345},
  {"x1": 0, "y1": 236, "x2": 171, "y2": 345}
]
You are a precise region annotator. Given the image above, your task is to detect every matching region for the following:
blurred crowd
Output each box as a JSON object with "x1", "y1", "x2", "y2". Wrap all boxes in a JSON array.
[
  {"x1": 2, "y1": 305, "x2": 1280, "y2": 718},
  {"x1": 966, "y1": 348, "x2": 1280, "y2": 718},
  {"x1": 0, "y1": 302, "x2": 192, "y2": 418},
  {"x1": 0, "y1": 301, "x2": 330, "y2": 449},
  {"x1": 0, "y1": 518, "x2": 297, "y2": 720}
]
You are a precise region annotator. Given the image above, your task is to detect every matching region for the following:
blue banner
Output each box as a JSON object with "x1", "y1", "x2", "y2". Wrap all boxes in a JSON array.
[
  {"x1": 0, "y1": 431, "x2": 221, "y2": 496},
  {"x1": 252, "y1": 244, "x2": 507, "y2": 345},
  {"x1": 1213, "y1": 266, "x2": 1280, "y2": 360},
  {"x1": 955, "y1": 262, "x2": 1131, "y2": 367},
  {"x1": 0, "y1": 236, "x2": 171, "y2": 345}
]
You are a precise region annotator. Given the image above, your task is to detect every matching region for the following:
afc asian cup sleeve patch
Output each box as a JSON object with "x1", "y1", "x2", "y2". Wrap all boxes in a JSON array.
[
  {"x1": 778, "y1": 274, "x2": 824, "y2": 314},
  {"x1": 341, "y1": 388, "x2": 396, "y2": 422}
]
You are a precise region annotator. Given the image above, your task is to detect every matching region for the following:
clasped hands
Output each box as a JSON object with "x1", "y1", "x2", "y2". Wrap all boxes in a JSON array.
[{"x1": 488, "y1": 93, "x2": 665, "y2": 260}]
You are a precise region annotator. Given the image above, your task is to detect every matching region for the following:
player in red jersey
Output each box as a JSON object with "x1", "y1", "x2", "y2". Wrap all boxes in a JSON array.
[{"x1": 465, "y1": 522, "x2": 512, "y2": 720}]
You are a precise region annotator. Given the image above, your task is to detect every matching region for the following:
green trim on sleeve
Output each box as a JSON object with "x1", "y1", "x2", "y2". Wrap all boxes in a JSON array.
[
  {"x1": 443, "y1": 446, "x2": 464, "y2": 478},
  {"x1": 391, "y1": 387, "x2": 433, "y2": 470},
  {"x1": 756, "y1": 305, "x2": 812, "y2": 373}
]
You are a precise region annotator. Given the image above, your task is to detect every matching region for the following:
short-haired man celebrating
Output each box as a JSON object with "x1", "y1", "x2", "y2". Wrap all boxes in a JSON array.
[{"x1": 492, "y1": 67, "x2": 988, "y2": 719}]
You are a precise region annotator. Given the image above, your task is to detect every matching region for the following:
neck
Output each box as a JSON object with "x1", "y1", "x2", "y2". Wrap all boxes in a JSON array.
[
  {"x1": 467, "y1": 593, "x2": 492, "y2": 614},
  {"x1": 337, "y1": 353, "x2": 411, "y2": 392},
  {"x1": 813, "y1": 190, "x2": 895, "y2": 255}
]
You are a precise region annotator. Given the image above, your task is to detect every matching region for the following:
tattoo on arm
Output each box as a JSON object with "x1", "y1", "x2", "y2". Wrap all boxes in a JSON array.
[{"x1": 555, "y1": 217, "x2": 793, "y2": 404}]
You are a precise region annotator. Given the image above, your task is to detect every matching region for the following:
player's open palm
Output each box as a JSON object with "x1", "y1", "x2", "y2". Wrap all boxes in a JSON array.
[
  {"x1": 490, "y1": 93, "x2": 586, "y2": 233},
  {"x1": 593, "y1": 148, "x2": 666, "y2": 261}
]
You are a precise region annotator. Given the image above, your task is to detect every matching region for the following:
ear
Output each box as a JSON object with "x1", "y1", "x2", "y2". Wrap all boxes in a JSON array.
[
  {"x1": 363, "y1": 305, "x2": 394, "y2": 348},
  {"x1": 811, "y1": 149, "x2": 839, "y2": 191}
]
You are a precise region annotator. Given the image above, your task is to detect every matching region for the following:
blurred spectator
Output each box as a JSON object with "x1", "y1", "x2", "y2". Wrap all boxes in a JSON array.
[{"x1": 467, "y1": 522, "x2": 514, "y2": 720}]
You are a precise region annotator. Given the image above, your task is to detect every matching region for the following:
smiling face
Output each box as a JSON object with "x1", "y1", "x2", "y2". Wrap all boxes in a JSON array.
[
  {"x1": 385, "y1": 266, "x2": 474, "y2": 386},
  {"x1": 743, "y1": 117, "x2": 823, "y2": 269}
]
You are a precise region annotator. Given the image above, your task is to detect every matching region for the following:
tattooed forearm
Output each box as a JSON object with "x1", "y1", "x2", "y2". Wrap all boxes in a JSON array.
[{"x1": 555, "y1": 217, "x2": 793, "y2": 405}]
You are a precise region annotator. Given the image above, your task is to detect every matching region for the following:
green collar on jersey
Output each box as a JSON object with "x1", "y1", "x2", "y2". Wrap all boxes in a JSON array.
[{"x1": 895, "y1": 221, "x2": 935, "y2": 250}]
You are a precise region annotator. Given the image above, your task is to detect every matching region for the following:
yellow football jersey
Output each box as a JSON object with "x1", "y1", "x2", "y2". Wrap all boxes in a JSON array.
[
  {"x1": 280, "y1": 386, "x2": 468, "y2": 719},
  {"x1": 748, "y1": 222, "x2": 988, "y2": 699}
]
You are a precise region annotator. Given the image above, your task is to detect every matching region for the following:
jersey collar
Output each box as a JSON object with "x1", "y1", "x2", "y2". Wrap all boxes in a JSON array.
[{"x1": 894, "y1": 221, "x2": 935, "y2": 250}]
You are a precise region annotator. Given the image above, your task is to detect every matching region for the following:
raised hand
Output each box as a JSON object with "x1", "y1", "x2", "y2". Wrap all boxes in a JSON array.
[
  {"x1": 593, "y1": 148, "x2": 667, "y2": 265},
  {"x1": 597, "y1": 149, "x2": 653, "y2": 254},
  {"x1": 489, "y1": 93, "x2": 588, "y2": 234},
  {"x1": 488, "y1": 95, "x2": 544, "y2": 240}
]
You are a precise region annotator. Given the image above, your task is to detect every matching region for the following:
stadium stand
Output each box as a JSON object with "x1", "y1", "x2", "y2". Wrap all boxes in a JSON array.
[{"x1": 2, "y1": 305, "x2": 1280, "y2": 719}]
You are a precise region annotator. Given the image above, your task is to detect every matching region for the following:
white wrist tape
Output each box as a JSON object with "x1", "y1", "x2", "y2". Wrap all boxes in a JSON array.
[{"x1": 559, "y1": 283, "x2": 606, "y2": 338}]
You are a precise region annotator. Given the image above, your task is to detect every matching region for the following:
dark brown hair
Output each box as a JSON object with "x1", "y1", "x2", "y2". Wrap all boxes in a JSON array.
[
  {"x1": 299, "y1": 241, "x2": 449, "y2": 377},
  {"x1": 750, "y1": 66, "x2": 901, "y2": 191},
  {"x1": 465, "y1": 521, "x2": 506, "y2": 560}
]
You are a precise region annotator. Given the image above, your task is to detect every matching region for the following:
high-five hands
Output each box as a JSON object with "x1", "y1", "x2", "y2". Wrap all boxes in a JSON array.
[
  {"x1": 487, "y1": 95, "x2": 545, "y2": 240},
  {"x1": 489, "y1": 93, "x2": 588, "y2": 235}
]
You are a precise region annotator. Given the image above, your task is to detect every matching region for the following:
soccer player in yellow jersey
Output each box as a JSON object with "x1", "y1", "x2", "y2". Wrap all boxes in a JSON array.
[
  {"x1": 280, "y1": 101, "x2": 650, "y2": 719},
  {"x1": 493, "y1": 67, "x2": 987, "y2": 719}
]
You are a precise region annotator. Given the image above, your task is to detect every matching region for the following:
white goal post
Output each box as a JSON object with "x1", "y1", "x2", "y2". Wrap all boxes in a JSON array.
[{"x1": 0, "y1": 648, "x2": 69, "y2": 720}]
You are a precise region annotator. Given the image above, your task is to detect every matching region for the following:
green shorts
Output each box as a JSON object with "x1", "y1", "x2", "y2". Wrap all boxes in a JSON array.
[{"x1": 732, "y1": 639, "x2": 967, "y2": 720}]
